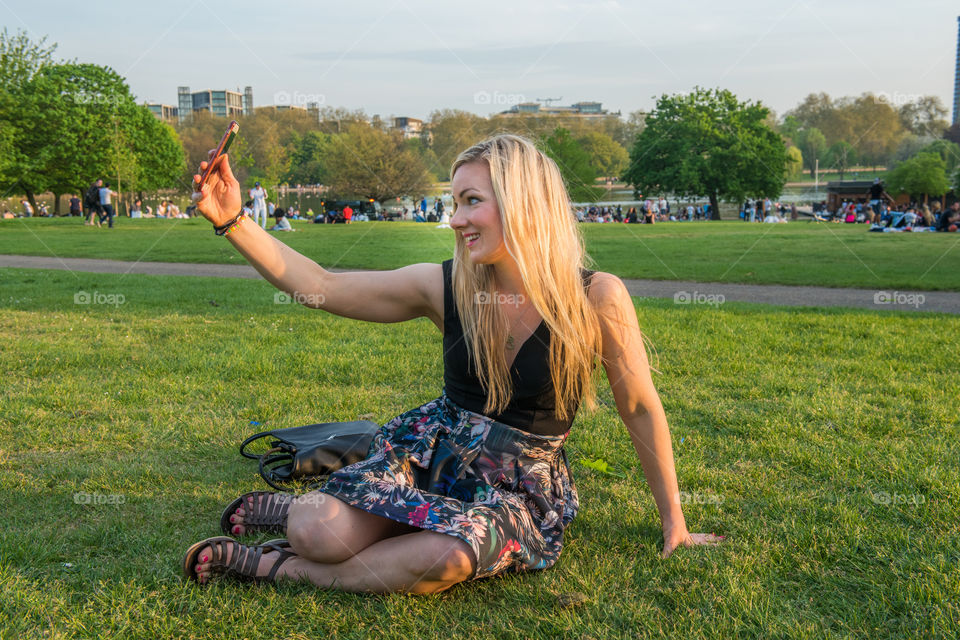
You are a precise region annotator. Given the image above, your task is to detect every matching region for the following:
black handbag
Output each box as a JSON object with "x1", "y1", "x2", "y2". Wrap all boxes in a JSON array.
[{"x1": 239, "y1": 420, "x2": 380, "y2": 490}]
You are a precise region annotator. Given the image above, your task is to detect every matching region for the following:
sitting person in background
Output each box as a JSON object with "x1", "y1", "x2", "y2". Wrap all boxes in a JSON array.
[
  {"x1": 938, "y1": 204, "x2": 959, "y2": 232},
  {"x1": 130, "y1": 199, "x2": 143, "y2": 218},
  {"x1": 270, "y1": 208, "x2": 294, "y2": 231},
  {"x1": 155, "y1": 200, "x2": 168, "y2": 219}
]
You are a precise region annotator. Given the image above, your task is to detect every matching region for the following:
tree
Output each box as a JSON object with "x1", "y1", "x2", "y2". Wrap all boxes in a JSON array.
[
  {"x1": 540, "y1": 127, "x2": 602, "y2": 202},
  {"x1": 885, "y1": 152, "x2": 948, "y2": 201},
  {"x1": 576, "y1": 131, "x2": 629, "y2": 178},
  {"x1": 899, "y1": 96, "x2": 949, "y2": 138},
  {"x1": 622, "y1": 87, "x2": 787, "y2": 219},
  {"x1": 284, "y1": 130, "x2": 332, "y2": 185},
  {"x1": 12, "y1": 63, "x2": 148, "y2": 213},
  {"x1": 797, "y1": 127, "x2": 826, "y2": 175},
  {"x1": 324, "y1": 122, "x2": 432, "y2": 202},
  {"x1": 785, "y1": 146, "x2": 803, "y2": 180},
  {"x1": 825, "y1": 141, "x2": 857, "y2": 180},
  {"x1": 920, "y1": 139, "x2": 960, "y2": 174},
  {"x1": 428, "y1": 109, "x2": 489, "y2": 180}
]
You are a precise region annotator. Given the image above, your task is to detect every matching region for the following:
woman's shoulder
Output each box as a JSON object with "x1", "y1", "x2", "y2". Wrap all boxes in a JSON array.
[{"x1": 584, "y1": 271, "x2": 631, "y2": 309}]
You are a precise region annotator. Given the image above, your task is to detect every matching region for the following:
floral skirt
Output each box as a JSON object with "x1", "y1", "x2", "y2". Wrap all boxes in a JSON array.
[{"x1": 318, "y1": 393, "x2": 579, "y2": 580}]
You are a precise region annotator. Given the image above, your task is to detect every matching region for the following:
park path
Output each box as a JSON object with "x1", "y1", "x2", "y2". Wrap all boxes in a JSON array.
[{"x1": 2, "y1": 254, "x2": 958, "y2": 314}]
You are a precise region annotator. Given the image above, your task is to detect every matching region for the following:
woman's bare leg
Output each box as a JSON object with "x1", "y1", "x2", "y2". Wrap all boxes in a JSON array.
[{"x1": 192, "y1": 529, "x2": 476, "y2": 594}]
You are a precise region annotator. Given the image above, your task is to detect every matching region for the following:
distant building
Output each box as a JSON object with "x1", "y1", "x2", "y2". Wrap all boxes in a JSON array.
[
  {"x1": 498, "y1": 100, "x2": 619, "y2": 118},
  {"x1": 954, "y1": 17, "x2": 960, "y2": 125},
  {"x1": 146, "y1": 103, "x2": 178, "y2": 122},
  {"x1": 177, "y1": 86, "x2": 249, "y2": 122},
  {"x1": 393, "y1": 116, "x2": 424, "y2": 138}
]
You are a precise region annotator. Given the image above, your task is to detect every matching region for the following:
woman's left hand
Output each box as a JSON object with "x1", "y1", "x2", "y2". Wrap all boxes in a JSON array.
[{"x1": 662, "y1": 526, "x2": 725, "y2": 559}]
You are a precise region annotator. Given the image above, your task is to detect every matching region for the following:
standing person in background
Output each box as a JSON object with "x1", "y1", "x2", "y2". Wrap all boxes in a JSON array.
[
  {"x1": 343, "y1": 204, "x2": 353, "y2": 224},
  {"x1": 249, "y1": 182, "x2": 268, "y2": 229},
  {"x1": 69, "y1": 194, "x2": 82, "y2": 217},
  {"x1": 98, "y1": 182, "x2": 118, "y2": 228},
  {"x1": 85, "y1": 179, "x2": 103, "y2": 226},
  {"x1": 21, "y1": 200, "x2": 33, "y2": 217},
  {"x1": 420, "y1": 196, "x2": 428, "y2": 219}
]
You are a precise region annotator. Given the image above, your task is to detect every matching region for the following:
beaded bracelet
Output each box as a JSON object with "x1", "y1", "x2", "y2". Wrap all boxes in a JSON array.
[{"x1": 214, "y1": 210, "x2": 245, "y2": 236}]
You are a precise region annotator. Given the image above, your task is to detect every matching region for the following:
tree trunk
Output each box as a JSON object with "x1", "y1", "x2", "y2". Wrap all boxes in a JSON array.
[
  {"x1": 709, "y1": 192, "x2": 721, "y2": 220},
  {"x1": 53, "y1": 192, "x2": 61, "y2": 216}
]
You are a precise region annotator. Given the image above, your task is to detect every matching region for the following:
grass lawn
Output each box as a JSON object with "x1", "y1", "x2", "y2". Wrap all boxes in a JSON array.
[
  {"x1": 3, "y1": 217, "x2": 960, "y2": 291},
  {"x1": 1, "y1": 267, "x2": 958, "y2": 639}
]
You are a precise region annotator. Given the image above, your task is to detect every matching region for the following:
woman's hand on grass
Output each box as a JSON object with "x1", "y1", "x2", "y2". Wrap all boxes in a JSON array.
[
  {"x1": 662, "y1": 525, "x2": 725, "y2": 559},
  {"x1": 192, "y1": 152, "x2": 241, "y2": 227}
]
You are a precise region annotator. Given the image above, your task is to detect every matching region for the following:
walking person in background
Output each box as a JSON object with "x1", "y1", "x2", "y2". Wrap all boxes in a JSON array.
[
  {"x1": 85, "y1": 179, "x2": 103, "y2": 226},
  {"x1": 98, "y1": 182, "x2": 118, "y2": 228},
  {"x1": 249, "y1": 181, "x2": 268, "y2": 229},
  {"x1": 21, "y1": 200, "x2": 33, "y2": 217}
]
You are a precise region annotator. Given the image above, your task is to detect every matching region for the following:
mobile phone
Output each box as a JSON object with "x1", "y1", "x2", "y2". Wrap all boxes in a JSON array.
[{"x1": 196, "y1": 120, "x2": 240, "y2": 189}]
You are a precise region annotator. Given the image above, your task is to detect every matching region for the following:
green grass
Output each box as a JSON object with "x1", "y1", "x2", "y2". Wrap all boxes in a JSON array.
[
  {"x1": 1, "y1": 268, "x2": 958, "y2": 639},
  {"x1": 3, "y1": 217, "x2": 960, "y2": 291}
]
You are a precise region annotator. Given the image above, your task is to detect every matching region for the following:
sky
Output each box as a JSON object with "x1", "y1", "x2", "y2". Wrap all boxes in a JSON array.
[{"x1": 3, "y1": 0, "x2": 956, "y2": 122}]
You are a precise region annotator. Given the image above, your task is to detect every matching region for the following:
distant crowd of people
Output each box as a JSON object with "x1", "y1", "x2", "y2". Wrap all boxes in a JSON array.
[{"x1": 574, "y1": 199, "x2": 715, "y2": 223}]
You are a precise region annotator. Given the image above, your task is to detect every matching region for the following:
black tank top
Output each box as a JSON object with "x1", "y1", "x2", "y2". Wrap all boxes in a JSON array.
[{"x1": 442, "y1": 259, "x2": 596, "y2": 436}]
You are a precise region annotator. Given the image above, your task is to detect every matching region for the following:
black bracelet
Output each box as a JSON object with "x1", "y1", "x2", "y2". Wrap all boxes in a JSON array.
[{"x1": 213, "y1": 210, "x2": 246, "y2": 236}]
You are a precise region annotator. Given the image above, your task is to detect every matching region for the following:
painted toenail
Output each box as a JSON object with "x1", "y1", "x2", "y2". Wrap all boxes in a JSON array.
[
  {"x1": 230, "y1": 516, "x2": 236, "y2": 523},
  {"x1": 202, "y1": 555, "x2": 208, "y2": 562},
  {"x1": 236, "y1": 508, "x2": 241, "y2": 514},
  {"x1": 233, "y1": 525, "x2": 241, "y2": 534}
]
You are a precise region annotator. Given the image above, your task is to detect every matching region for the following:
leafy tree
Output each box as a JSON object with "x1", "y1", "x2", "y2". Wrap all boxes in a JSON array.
[
  {"x1": 785, "y1": 146, "x2": 803, "y2": 180},
  {"x1": 540, "y1": 127, "x2": 602, "y2": 202},
  {"x1": 577, "y1": 131, "x2": 628, "y2": 178},
  {"x1": 284, "y1": 130, "x2": 332, "y2": 185},
  {"x1": 920, "y1": 139, "x2": 960, "y2": 173},
  {"x1": 12, "y1": 63, "x2": 144, "y2": 213},
  {"x1": 324, "y1": 122, "x2": 432, "y2": 203},
  {"x1": 797, "y1": 127, "x2": 826, "y2": 175},
  {"x1": 428, "y1": 109, "x2": 489, "y2": 180},
  {"x1": 622, "y1": 87, "x2": 787, "y2": 219},
  {"x1": 885, "y1": 152, "x2": 948, "y2": 201},
  {"x1": 825, "y1": 141, "x2": 857, "y2": 180},
  {"x1": 898, "y1": 96, "x2": 949, "y2": 137}
]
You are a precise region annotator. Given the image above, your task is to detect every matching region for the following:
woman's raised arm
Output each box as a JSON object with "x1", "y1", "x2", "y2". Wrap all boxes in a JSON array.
[{"x1": 194, "y1": 154, "x2": 443, "y2": 328}]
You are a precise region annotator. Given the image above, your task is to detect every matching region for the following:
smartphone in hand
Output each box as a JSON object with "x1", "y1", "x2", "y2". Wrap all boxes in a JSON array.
[{"x1": 196, "y1": 120, "x2": 240, "y2": 189}]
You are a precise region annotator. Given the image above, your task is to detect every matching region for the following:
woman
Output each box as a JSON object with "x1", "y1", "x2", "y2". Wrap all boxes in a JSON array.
[{"x1": 183, "y1": 134, "x2": 722, "y2": 594}]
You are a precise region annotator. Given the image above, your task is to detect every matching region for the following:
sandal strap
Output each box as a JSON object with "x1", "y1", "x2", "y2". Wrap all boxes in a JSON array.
[
  {"x1": 244, "y1": 491, "x2": 291, "y2": 529},
  {"x1": 209, "y1": 538, "x2": 293, "y2": 583}
]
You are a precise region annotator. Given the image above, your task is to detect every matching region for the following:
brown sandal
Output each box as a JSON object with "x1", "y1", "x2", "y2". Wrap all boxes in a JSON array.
[
  {"x1": 182, "y1": 536, "x2": 294, "y2": 584},
  {"x1": 220, "y1": 491, "x2": 292, "y2": 536}
]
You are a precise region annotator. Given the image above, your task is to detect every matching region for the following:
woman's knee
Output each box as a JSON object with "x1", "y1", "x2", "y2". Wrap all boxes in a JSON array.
[
  {"x1": 286, "y1": 493, "x2": 356, "y2": 563},
  {"x1": 419, "y1": 537, "x2": 475, "y2": 588}
]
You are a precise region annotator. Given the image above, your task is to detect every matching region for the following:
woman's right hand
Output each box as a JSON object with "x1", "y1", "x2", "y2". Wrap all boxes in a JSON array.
[{"x1": 192, "y1": 152, "x2": 242, "y2": 227}]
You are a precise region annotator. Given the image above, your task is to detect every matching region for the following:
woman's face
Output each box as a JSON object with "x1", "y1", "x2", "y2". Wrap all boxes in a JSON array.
[{"x1": 450, "y1": 161, "x2": 509, "y2": 265}]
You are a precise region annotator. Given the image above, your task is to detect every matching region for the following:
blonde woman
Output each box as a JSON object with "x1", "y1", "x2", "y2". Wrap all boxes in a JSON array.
[{"x1": 182, "y1": 134, "x2": 722, "y2": 594}]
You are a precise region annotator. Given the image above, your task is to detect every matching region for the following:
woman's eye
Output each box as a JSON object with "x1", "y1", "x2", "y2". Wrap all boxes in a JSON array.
[{"x1": 468, "y1": 196, "x2": 480, "y2": 205}]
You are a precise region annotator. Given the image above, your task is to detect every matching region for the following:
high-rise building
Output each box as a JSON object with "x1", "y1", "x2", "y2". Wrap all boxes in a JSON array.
[
  {"x1": 146, "y1": 103, "x2": 178, "y2": 122},
  {"x1": 177, "y1": 86, "x2": 246, "y2": 122},
  {"x1": 954, "y1": 17, "x2": 960, "y2": 125}
]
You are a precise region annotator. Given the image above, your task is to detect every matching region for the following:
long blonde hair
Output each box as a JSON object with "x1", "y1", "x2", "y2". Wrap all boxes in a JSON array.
[{"x1": 450, "y1": 134, "x2": 602, "y2": 422}]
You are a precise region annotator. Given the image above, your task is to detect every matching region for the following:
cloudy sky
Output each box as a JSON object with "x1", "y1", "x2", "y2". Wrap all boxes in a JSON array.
[{"x1": 4, "y1": 0, "x2": 956, "y2": 121}]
